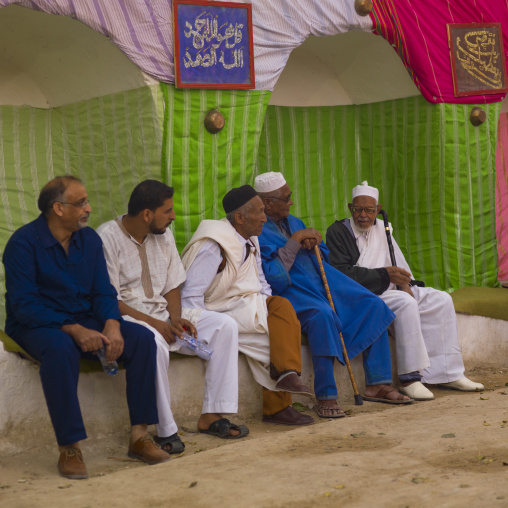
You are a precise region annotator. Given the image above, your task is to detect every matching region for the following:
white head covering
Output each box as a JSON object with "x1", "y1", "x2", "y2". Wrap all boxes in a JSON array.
[
  {"x1": 254, "y1": 172, "x2": 287, "y2": 193},
  {"x1": 352, "y1": 181, "x2": 379, "y2": 202}
]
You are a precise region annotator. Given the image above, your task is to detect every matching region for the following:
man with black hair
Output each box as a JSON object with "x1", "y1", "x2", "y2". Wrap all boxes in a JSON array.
[
  {"x1": 98, "y1": 180, "x2": 248, "y2": 446},
  {"x1": 3, "y1": 176, "x2": 170, "y2": 480}
]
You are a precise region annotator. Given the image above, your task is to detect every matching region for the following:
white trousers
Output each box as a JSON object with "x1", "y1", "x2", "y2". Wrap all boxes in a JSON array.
[
  {"x1": 124, "y1": 310, "x2": 239, "y2": 438},
  {"x1": 381, "y1": 286, "x2": 465, "y2": 384}
]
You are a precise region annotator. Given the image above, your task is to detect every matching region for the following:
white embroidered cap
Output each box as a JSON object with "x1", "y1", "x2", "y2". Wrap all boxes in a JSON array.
[
  {"x1": 254, "y1": 172, "x2": 287, "y2": 193},
  {"x1": 352, "y1": 181, "x2": 379, "y2": 202}
]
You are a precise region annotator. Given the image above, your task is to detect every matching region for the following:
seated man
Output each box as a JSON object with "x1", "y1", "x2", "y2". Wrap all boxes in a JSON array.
[
  {"x1": 98, "y1": 180, "x2": 248, "y2": 446},
  {"x1": 180, "y1": 185, "x2": 314, "y2": 426},
  {"x1": 326, "y1": 181, "x2": 484, "y2": 400},
  {"x1": 254, "y1": 172, "x2": 411, "y2": 418},
  {"x1": 2, "y1": 176, "x2": 170, "y2": 480}
]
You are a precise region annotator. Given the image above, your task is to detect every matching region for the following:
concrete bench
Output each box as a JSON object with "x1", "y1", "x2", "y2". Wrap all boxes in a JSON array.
[
  {"x1": 451, "y1": 287, "x2": 508, "y2": 369},
  {"x1": 0, "y1": 328, "x2": 366, "y2": 456},
  {"x1": 2, "y1": 286, "x2": 504, "y2": 457}
]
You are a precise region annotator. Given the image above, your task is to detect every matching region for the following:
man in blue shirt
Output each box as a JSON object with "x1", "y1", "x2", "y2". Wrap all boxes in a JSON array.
[{"x1": 2, "y1": 176, "x2": 170, "y2": 480}]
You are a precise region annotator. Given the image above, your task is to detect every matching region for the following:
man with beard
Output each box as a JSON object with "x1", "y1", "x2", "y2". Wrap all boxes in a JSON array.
[
  {"x1": 254, "y1": 172, "x2": 411, "y2": 418},
  {"x1": 2, "y1": 176, "x2": 170, "y2": 480},
  {"x1": 326, "y1": 181, "x2": 484, "y2": 400},
  {"x1": 98, "y1": 180, "x2": 248, "y2": 450}
]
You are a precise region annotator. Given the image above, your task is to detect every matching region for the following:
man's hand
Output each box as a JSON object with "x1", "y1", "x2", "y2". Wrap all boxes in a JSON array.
[
  {"x1": 61, "y1": 323, "x2": 109, "y2": 354},
  {"x1": 170, "y1": 316, "x2": 197, "y2": 340},
  {"x1": 147, "y1": 317, "x2": 179, "y2": 345},
  {"x1": 291, "y1": 228, "x2": 322, "y2": 250},
  {"x1": 102, "y1": 319, "x2": 124, "y2": 361},
  {"x1": 385, "y1": 266, "x2": 412, "y2": 286},
  {"x1": 400, "y1": 284, "x2": 415, "y2": 299}
]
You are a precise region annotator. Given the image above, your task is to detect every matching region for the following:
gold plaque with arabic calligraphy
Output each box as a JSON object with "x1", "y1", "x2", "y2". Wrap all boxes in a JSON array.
[{"x1": 448, "y1": 23, "x2": 507, "y2": 97}]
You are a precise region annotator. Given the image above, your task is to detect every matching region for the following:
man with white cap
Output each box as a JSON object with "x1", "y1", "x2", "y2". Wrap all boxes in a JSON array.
[
  {"x1": 255, "y1": 173, "x2": 411, "y2": 418},
  {"x1": 181, "y1": 185, "x2": 315, "y2": 426},
  {"x1": 326, "y1": 181, "x2": 484, "y2": 400}
]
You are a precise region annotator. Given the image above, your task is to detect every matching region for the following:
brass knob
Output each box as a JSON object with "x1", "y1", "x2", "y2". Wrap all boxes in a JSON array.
[
  {"x1": 470, "y1": 107, "x2": 486, "y2": 126},
  {"x1": 355, "y1": 0, "x2": 373, "y2": 16},
  {"x1": 204, "y1": 109, "x2": 225, "y2": 134}
]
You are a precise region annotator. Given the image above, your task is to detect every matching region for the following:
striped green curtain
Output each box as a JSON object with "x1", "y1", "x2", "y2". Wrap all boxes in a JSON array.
[
  {"x1": 256, "y1": 96, "x2": 501, "y2": 291},
  {"x1": 160, "y1": 84, "x2": 271, "y2": 250},
  {"x1": 0, "y1": 85, "x2": 164, "y2": 327}
]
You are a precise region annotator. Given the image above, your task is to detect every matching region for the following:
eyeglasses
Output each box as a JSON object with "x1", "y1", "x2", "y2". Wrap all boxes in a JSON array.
[
  {"x1": 269, "y1": 195, "x2": 292, "y2": 204},
  {"x1": 351, "y1": 206, "x2": 377, "y2": 214},
  {"x1": 58, "y1": 200, "x2": 90, "y2": 209}
]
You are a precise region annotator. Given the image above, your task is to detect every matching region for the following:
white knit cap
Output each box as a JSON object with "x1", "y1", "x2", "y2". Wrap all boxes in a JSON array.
[
  {"x1": 352, "y1": 181, "x2": 379, "y2": 202},
  {"x1": 254, "y1": 172, "x2": 287, "y2": 193}
]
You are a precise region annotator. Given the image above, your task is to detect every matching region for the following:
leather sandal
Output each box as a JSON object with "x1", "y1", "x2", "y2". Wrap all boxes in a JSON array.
[
  {"x1": 363, "y1": 385, "x2": 413, "y2": 404},
  {"x1": 154, "y1": 433, "x2": 185, "y2": 454}
]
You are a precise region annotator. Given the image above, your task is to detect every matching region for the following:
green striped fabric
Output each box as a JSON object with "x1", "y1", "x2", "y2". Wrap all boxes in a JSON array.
[
  {"x1": 0, "y1": 85, "x2": 164, "y2": 326},
  {"x1": 256, "y1": 96, "x2": 501, "y2": 291},
  {"x1": 160, "y1": 84, "x2": 271, "y2": 249}
]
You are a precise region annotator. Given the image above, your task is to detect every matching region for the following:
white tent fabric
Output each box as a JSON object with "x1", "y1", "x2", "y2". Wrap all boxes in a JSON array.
[{"x1": 0, "y1": 0, "x2": 372, "y2": 90}]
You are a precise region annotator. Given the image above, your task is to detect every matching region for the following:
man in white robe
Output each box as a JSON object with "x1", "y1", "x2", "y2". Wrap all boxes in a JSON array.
[
  {"x1": 326, "y1": 181, "x2": 484, "y2": 400},
  {"x1": 98, "y1": 180, "x2": 248, "y2": 449}
]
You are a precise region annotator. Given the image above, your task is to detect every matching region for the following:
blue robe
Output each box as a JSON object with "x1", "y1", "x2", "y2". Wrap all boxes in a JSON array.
[{"x1": 259, "y1": 215, "x2": 395, "y2": 362}]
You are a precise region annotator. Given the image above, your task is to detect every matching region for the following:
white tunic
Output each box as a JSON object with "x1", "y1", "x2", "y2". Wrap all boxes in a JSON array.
[
  {"x1": 98, "y1": 218, "x2": 239, "y2": 436},
  {"x1": 348, "y1": 218, "x2": 465, "y2": 383}
]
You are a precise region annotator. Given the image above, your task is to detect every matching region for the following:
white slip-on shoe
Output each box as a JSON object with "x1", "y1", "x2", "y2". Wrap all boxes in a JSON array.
[
  {"x1": 437, "y1": 377, "x2": 485, "y2": 392},
  {"x1": 399, "y1": 381, "x2": 435, "y2": 401}
]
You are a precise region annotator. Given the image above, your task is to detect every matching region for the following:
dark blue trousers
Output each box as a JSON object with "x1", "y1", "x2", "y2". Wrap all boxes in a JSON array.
[
  {"x1": 13, "y1": 316, "x2": 159, "y2": 446},
  {"x1": 312, "y1": 329, "x2": 393, "y2": 400}
]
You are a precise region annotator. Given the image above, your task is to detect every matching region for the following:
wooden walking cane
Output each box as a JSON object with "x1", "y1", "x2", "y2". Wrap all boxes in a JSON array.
[{"x1": 314, "y1": 245, "x2": 363, "y2": 405}]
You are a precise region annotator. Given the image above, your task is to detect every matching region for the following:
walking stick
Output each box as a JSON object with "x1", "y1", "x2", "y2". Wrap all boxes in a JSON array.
[
  {"x1": 313, "y1": 245, "x2": 363, "y2": 406},
  {"x1": 379, "y1": 210, "x2": 400, "y2": 290}
]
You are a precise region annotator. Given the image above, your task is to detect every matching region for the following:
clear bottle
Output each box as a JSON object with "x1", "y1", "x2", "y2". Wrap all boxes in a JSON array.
[
  {"x1": 175, "y1": 332, "x2": 213, "y2": 361},
  {"x1": 95, "y1": 346, "x2": 119, "y2": 376}
]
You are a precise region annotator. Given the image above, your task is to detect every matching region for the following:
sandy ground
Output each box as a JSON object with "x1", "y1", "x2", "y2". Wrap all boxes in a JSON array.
[{"x1": 1, "y1": 367, "x2": 507, "y2": 508}]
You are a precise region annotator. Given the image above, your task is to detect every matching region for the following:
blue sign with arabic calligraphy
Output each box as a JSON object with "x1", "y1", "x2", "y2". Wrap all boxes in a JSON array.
[{"x1": 174, "y1": 1, "x2": 254, "y2": 88}]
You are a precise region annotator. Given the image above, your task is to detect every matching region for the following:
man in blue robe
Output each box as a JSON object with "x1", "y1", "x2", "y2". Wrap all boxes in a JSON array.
[{"x1": 254, "y1": 172, "x2": 412, "y2": 418}]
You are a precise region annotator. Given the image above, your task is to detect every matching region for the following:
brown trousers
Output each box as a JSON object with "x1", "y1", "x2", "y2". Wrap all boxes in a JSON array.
[{"x1": 262, "y1": 295, "x2": 302, "y2": 415}]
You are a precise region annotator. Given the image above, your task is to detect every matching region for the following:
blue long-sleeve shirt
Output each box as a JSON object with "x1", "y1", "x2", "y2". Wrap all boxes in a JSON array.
[{"x1": 3, "y1": 214, "x2": 121, "y2": 338}]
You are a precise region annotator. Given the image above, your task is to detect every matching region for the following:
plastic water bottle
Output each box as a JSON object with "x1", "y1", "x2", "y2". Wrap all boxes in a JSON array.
[
  {"x1": 95, "y1": 346, "x2": 119, "y2": 376},
  {"x1": 175, "y1": 332, "x2": 213, "y2": 361}
]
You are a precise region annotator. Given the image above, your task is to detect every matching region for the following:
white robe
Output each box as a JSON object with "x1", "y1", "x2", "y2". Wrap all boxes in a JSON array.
[
  {"x1": 181, "y1": 219, "x2": 278, "y2": 391},
  {"x1": 349, "y1": 218, "x2": 465, "y2": 383}
]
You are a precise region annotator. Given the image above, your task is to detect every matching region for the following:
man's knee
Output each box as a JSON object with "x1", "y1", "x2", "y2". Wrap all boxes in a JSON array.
[{"x1": 267, "y1": 295, "x2": 297, "y2": 318}]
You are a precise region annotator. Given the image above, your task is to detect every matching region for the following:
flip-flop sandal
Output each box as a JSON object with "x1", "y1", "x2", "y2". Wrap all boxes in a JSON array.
[
  {"x1": 314, "y1": 400, "x2": 346, "y2": 419},
  {"x1": 363, "y1": 385, "x2": 414, "y2": 405},
  {"x1": 198, "y1": 418, "x2": 250, "y2": 439},
  {"x1": 154, "y1": 432, "x2": 185, "y2": 454}
]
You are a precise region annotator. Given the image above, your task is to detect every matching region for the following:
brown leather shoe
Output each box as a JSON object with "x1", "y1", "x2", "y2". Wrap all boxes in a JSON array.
[
  {"x1": 275, "y1": 372, "x2": 313, "y2": 396},
  {"x1": 263, "y1": 406, "x2": 315, "y2": 426},
  {"x1": 57, "y1": 447, "x2": 88, "y2": 480},
  {"x1": 128, "y1": 434, "x2": 171, "y2": 465}
]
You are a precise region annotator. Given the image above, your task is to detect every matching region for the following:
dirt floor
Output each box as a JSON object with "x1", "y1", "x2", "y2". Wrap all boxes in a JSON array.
[{"x1": 1, "y1": 367, "x2": 507, "y2": 508}]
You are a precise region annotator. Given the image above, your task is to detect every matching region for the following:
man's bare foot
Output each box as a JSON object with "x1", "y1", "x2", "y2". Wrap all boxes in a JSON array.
[
  {"x1": 198, "y1": 413, "x2": 240, "y2": 437},
  {"x1": 314, "y1": 400, "x2": 346, "y2": 418}
]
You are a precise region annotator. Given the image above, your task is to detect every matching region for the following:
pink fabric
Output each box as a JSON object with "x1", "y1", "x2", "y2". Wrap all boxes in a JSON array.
[
  {"x1": 496, "y1": 113, "x2": 508, "y2": 285},
  {"x1": 370, "y1": 0, "x2": 508, "y2": 104}
]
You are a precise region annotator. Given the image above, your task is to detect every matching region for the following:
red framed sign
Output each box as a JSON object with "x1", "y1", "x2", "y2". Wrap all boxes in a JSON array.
[
  {"x1": 173, "y1": 0, "x2": 255, "y2": 89},
  {"x1": 447, "y1": 23, "x2": 507, "y2": 97}
]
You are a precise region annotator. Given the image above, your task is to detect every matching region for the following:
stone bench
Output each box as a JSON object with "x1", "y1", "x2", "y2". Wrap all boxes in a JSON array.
[
  {"x1": 0, "y1": 329, "x2": 365, "y2": 456},
  {"x1": 450, "y1": 287, "x2": 508, "y2": 369},
  {"x1": 2, "y1": 286, "x2": 505, "y2": 456}
]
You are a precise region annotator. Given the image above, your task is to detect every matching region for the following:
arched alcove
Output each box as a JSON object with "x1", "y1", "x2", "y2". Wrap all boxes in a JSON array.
[
  {"x1": 0, "y1": 5, "x2": 157, "y2": 108},
  {"x1": 270, "y1": 31, "x2": 420, "y2": 106}
]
